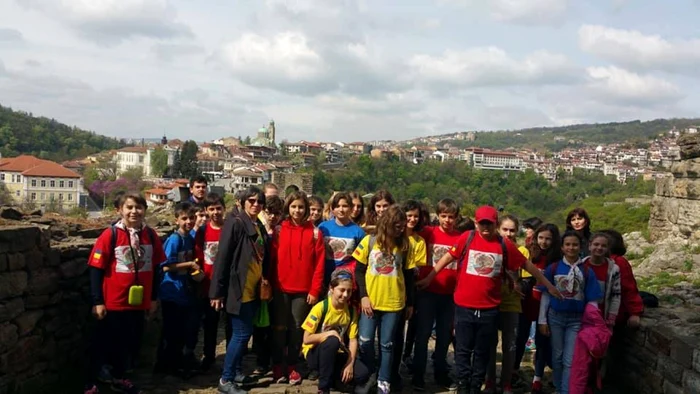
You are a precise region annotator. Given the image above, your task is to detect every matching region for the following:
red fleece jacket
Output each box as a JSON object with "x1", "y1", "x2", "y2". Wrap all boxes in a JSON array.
[
  {"x1": 611, "y1": 254, "x2": 644, "y2": 325},
  {"x1": 272, "y1": 220, "x2": 325, "y2": 298}
]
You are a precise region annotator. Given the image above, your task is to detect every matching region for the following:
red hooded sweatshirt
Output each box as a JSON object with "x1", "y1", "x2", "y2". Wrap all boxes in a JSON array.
[
  {"x1": 272, "y1": 219, "x2": 325, "y2": 298},
  {"x1": 611, "y1": 254, "x2": 644, "y2": 325}
]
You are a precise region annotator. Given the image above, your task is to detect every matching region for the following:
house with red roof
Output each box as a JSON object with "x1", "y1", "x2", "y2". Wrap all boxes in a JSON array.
[{"x1": 0, "y1": 155, "x2": 82, "y2": 209}]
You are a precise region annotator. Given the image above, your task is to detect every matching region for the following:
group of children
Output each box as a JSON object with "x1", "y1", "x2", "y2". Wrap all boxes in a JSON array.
[{"x1": 83, "y1": 181, "x2": 644, "y2": 394}]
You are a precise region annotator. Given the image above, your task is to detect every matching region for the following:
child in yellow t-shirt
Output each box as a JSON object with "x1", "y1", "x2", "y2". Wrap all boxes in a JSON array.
[
  {"x1": 302, "y1": 269, "x2": 370, "y2": 394},
  {"x1": 352, "y1": 205, "x2": 418, "y2": 394}
]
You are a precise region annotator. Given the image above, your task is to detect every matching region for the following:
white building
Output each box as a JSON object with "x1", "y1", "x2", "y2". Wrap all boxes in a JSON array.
[
  {"x1": 466, "y1": 148, "x2": 524, "y2": 171},
  {"x1": 114, "y1": 146, "x2": 177, "y2": 177}
]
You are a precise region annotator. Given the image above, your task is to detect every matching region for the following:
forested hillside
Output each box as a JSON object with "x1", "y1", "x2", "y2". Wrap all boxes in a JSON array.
[
  {"x1": 435, "y1": 118, "x2": 700, "y2": 152},
  {"x1": 0, "y1": 105, "x2": 125, "y2": 161},
  {"x1": 311, "y1": 157, "x2": 654, "y2": 233}
]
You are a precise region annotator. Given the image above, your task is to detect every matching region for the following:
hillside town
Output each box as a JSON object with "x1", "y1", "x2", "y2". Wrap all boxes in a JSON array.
[{"x1": 0, "y1": 118, "x2": 692, "y2": 212}]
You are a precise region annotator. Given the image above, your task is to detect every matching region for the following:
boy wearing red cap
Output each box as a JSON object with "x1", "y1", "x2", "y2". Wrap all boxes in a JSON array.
[{"x1": 418, "y1": 206, "x2": 560, "y2": 394}]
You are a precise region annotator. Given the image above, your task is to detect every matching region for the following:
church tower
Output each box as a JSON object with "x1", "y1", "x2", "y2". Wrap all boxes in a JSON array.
[
  {"x1": 161, "y1": 134, "x2": 168, "y2": 146},
  {"x1": 269, "y1": 119, "x2": 276, "y2": 147}
]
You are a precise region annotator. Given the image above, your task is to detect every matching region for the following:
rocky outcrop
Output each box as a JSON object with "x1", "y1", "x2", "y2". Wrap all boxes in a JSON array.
[{"x1": 649, "y1": 134, "x2": 700, "y2": 242}]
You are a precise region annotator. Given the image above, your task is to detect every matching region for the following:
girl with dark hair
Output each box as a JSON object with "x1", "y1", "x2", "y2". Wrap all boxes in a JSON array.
[
  {"x1": 566, "y1": 208, "x2": 592, "y2": 257},
  {"x1": 363, "y1": 190, "x2": 396, "y2": 234},
  {"x1": 598, "y1": 229, "x2": 643, "y2": 328},
  {"x1": 270, "y1": 191, "x2": 326, "y2": 385},
  {"x1": 308, "y1": 195, "x2": 325, "y2": 227},
  {"x1": 537, "y1": 231, "x2": 602, "y2": 394},
  {"x1": 515, "y1": 223, "x2": 562, "y2": 394},
  {"x1": 353, "y1": 205, "x2": 417, "y2": 394},
  {"x1": 211, "y1": 186, "x2": 269, "y2": 394},
  {"x1": 522, "y1": 217, "x2": 543, "y2": 247},
  {"x1": 349, "y1": 191, "x2": 366, "y2": 226},
  {"x1": 302, "y1": 269, "x2": 371, "y2": 394}
]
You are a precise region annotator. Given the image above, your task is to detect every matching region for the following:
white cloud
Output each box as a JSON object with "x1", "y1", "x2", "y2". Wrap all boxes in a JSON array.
[
  {"x1": 0, "y1": 28, "x2": 24, "y2": 42},
  {"x1": 579, "y1": 24, "x2": 700, "y2": 75},
  {"x1": 586, "y1": 66, "x2": 683, "y2": 106},
  {"x1": 491, "y1": 0, "x2": 569, "y2": 25},
  {"x1": 409, "y1": 47, "x2": 579, "y2": 89},
  {"x1": 17, "y1": 0, "x2": 192, "y2": 44}
]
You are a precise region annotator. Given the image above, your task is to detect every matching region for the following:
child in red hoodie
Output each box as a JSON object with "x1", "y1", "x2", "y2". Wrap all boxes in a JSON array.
[{"x1": 271, "y1": 191, "x2": 326, "y2": 385}]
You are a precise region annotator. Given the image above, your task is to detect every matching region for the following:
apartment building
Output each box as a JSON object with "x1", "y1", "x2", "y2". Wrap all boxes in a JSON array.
[{"x1": 0, "y1": 155, "x2": 82, "y2": 209}]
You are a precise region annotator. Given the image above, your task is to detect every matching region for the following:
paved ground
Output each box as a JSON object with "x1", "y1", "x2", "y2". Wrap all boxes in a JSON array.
[{"x1": 93, "y1": 320, "x2": 625, "y2": 393}]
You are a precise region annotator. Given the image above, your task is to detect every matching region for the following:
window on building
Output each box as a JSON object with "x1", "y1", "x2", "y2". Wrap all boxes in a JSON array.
[
  {"x1": 17, "y1": 175, "x2": 21, "y2": 183},
  {"x1": 59, "y1": 193, "x2": 64, "y2": 200},
  {"x1": 67, "y1": 194, "x2": 73, "y2": 201},
  {"x1": 40, "y1": 193, "x2": 45, "y2": 201},
  {"x1": 41, "y1": 180, "x2": 46, "y2": 187},
  {"x1": 59, "y1": 180, "x2": 65, "y2": 188},
  {"x1": 15, "y1": 190, "x2": 20, "y2": 197},
  {"x1": 31, "y1": 193, "x2": 36, "y2": 200},
  {"x1": 0, "y1": 174, "x2": 4, "y2": 181},
  {"x1": 50, "y1": 180, "x2": 55, "y2": 188},
  {"x1": 31, "y1": 179, "x2": 37, "y2": 187},
  {"x1": 11, "y1": 174, "x2": 15, "y2": 182},
  {"x1": 49, "y1": 193, "x2": 54, "y2": 200},
  {"x1": 68, "y1": 181, "x2": 74, "y2": 188}
]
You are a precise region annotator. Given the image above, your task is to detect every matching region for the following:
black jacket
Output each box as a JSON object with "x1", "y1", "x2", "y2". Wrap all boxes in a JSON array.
[{"x1": 210, "y1": 209, "x2": 269, "y2": 315}]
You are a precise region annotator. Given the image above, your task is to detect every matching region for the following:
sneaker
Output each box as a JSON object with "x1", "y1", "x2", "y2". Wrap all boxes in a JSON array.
[
  {"x1": 233, "y1": 375, "x2": 257, "y2": 387},
  {"x1": 435, "y1": 373, "x2": 454, "y2": 390},
  {"x1": 411, "y1": 378, "x2": 425, "y2": 391},
  {"x1": 97, "y1": 365, "x2": 113, "y2": 383},
  {"x1": 289, "y1": 369, "x2": 302, "y2": 385},
  {"x1": 307, "y1": 369, "x2": 320, "y2": 381},
  {"x1": 377, "y1": 380, "x2": 390, "y2": 394},
  {"x1": 454, "y1": 381, "x2": 468, "y2": 394},
  {"x1": 273, "y1": 365, "x2": 288, "y2": 384},
  {"x1": 201, "y1": 356, "x2": 215, "y2": 372},
  {"x1": 110, "y1": 378, "x2": 141, "y2": 394},
  {"x1": 252, "y1": 366, "x2": 267, "y2": 376},
  {"x1": 502, "y1": 383, "x2": 514, "y2": 394},
  {"x1": 531, "y1": 380, "x2": 543, "y2": 394},
  {"x1": 218, "y1": 379, "x2": 247, "y2": 394},
  {"x1": 482, "y1": 380, "x2": 496, "y2": 394},
  {"x1": 84, "y1": 384, "x2": 99, "y2": 394}
]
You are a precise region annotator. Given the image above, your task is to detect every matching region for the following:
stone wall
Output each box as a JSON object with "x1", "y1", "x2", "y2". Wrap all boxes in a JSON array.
[
  {"x1": 0, "y1": 225, "x2": 94, "y2": 394},
  {"x1": 649, "y1": 133, "x2": 700, "y2": 242},
  {"x1": 616, "y1": 308, "x2": 700, "y2": 394}
]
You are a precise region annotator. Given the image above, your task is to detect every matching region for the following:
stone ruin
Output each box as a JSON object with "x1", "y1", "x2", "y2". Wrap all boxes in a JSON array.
[{"x1": 649, "y1": 133, "x2": 700, "y2": 242}]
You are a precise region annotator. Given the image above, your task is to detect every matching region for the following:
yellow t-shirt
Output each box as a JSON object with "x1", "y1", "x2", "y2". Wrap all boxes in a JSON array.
[
  {"x1": 352, "y1": 235, "x2": 418, "y2": 312},
  {"x1": 409, "y1": 234, "x2": 428, "y2": 268},
  {"x1": 301, "y1": 300, "x2": 358, "y2": 357},
  {"x1": 500, "y1": 245, "x2": 530, "y2": 313},
  {"x1": 242, "y1": 227, "x2": 264, "y2": 302}
]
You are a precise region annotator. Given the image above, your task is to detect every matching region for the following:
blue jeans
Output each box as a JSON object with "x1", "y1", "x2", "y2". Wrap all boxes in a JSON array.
[
  {"x1": 534, "y1": 330, "x2": 551, "y2": 378},
  {"x1": 359, "y1": 310, "x2": 401, "y2": 383},
  {"x1": 222, "y1": 301, "x2": 259, "y2": 382},
  {"x1": 413, "y1": 292, "x2": 454, "y2": 381},
  {"x1": 548, "y1": 310, "x2": 582, "y2": 394}
]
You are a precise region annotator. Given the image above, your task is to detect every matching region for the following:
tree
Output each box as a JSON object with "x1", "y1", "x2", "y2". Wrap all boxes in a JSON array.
[
  {"x1": 150, "y1": 147, "x2": 169, "y2": 177},
  {"x1": 172, "y1": 149, "x2": 182, "y2": 178},
  {"x1": 243, "y1": 136, "x2": 251, "y2": 145},
  {"x1": 179, "y1": 140, "x2": 199, "y2": 179}
]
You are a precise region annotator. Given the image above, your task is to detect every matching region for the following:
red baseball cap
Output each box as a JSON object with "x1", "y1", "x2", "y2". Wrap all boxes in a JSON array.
[{"x1": 475, "y1": 205, "x2": 498, "y2": 223}]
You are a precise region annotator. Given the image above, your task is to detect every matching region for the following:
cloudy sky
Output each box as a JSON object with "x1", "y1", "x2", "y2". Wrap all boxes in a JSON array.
[{"x1": 1, "y1": 0, "x2": 699, "y2": 143}]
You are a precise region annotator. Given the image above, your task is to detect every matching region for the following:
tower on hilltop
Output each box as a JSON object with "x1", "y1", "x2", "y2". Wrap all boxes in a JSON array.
[
  {"x1": 269, "y1": 119, "x2": 276, "y2": 146},
  {"x1": 161, "y1": 134, "x2": 168, "y2": 146}
]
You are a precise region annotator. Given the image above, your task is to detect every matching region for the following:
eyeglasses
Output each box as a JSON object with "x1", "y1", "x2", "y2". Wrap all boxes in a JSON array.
[{"x1": 247, "y1": 198, "x2": 261, "y2": 206}]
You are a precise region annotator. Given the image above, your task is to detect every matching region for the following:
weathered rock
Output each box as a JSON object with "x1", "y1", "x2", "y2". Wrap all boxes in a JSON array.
[
  {"x1": 0, "y1": 323, "x2": 18, "y2": 353},
  {"x1": 679, "y1": 133, "x2": 700, "y2": 160},
  {"x1": 28, "y1": 209, "x2": 42, "y2": 217},
  {"x1": 0, "y1": 254, "x2": 7, "y2": 272},
  {"x1": 13, "y1": 310, "x2": 43, "y2": 337},
  {"x1": 670, "y1": 158, "x2": 700, "y2": 179},
  {"x1": 0, "y1": 272, "x2": 28, "y2": 300},
  {"x1": 0, "y1": 208, "x2": 22, "y2": 221},
  {"x1": 0, "y1": 335, "x2": 42, "y2": 374},
  {"x1": 27, "y1": 269, "x2": 60, "y2": 296},
  {"x1": 59, "y1": 259, "x2": 87, "y2": 279},
  {"x1": 0, "y1": 298, "x2": 24, "y2": 323},
  {"x1": 76, "y1": 228, "x2": 103, "y2": 239},
  {"x1": 656, "y1": 177, "x2": 700, "y2": 199},
  {"x1": 6, "y1": 253, "x2": 25, "y2": 271}
]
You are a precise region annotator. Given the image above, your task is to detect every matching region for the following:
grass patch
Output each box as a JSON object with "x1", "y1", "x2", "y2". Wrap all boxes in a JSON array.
[
  {"x1": 689, "y1": 244, "x2": 700, "y2": 254},
  {"x1": 637, "y1": 271, "x2": 687, "y2": 294},
  {"x1": 627, "y1": 245, "x2": 655, "y2": 261},
  {"x1": 683, "y1": 258, "x2": 694, "y2": 272}
]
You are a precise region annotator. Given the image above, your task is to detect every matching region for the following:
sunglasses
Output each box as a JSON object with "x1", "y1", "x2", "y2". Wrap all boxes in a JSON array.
[{"x1": 247, "y1": 198, "x2": 262, "y2": 206}]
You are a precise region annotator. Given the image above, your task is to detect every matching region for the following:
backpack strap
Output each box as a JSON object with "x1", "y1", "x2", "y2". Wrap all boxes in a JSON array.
[
  {"x1": 368, "y1": 235, "x2": 376, "y2": 253},
  {"x1": 315, "y1": 298, "x2": 330, "y2": 334},
  {"x1": 110, "y1": 225, "x2": 117, "y2": 254},
  {"x1": 499, "y1": 235, "x2": 509, "y2": 281},
  {"x1": 457, "y1": 230, "x2": 476, "y2": 270}
]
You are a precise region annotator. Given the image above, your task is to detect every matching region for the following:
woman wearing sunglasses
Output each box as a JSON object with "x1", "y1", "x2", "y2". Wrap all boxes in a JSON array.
[{"x1": 210, "y1": 186, "x2": 270, "y2": 394}]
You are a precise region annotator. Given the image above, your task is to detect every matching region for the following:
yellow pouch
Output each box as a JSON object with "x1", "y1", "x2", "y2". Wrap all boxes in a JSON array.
[{"x1": 128, "y1": 285, "x2": 144, "y2": 306}]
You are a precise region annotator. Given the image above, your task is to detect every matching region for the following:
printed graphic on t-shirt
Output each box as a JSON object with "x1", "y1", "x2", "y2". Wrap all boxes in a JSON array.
[
  {"x1": 369, "y1": 249, "x2": 399, "y2": 277},
  {"x1": 178, "y1": 249, "x2": 194, "y2": 262},
  {"x1": 325, "y1": 236, "x2": 356, "y2": 263},
  {"x1": 465, "y1": 250, "x2": 502, "y2": 277},
  {"x1": 115, "y1": 244, "x2": 153, "y2": 273},
  {"x1": 204, "y1": 241, "x2": 218, "y2": 266},
  {"x1": 432, "y1": 244, "x2": 456, "y2": 269},
  {"x1": 555, "y1": 274, "x2": 585, "y2": 300}
]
